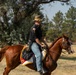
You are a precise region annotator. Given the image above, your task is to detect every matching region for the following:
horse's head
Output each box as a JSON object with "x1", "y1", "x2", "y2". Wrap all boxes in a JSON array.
[{"x1": 61, "y1": 35, "x2": 74, "y2": 54}]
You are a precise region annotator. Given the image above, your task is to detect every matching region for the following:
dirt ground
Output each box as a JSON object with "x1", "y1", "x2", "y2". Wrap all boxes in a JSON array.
[{"x1": 0, "y1": 45, "x2": 76, "y2": 75}]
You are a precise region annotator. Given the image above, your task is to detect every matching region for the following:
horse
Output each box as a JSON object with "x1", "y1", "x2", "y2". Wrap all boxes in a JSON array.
[{"x1": 0, "y1": 35, "x2": 74, "y2": 75}]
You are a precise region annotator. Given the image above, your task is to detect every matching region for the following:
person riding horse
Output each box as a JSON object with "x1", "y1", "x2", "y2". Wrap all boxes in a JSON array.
[
  {"x1": 28, "y1": 15, "x2": 49, "y2": 75},
  {"x1": 0, "y1": 34, "x2": 74, "y2": 75}
]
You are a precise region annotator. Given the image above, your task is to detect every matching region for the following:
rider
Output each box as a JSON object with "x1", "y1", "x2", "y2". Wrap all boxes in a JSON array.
[{"x1": 28, "y1": 15, "x2": 48, "y2": 75}]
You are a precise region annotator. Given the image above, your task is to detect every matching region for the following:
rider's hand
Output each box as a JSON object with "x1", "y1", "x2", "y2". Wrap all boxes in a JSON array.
[{"x1": 41, "y1": 44, "x2": 45, "y2": 48}]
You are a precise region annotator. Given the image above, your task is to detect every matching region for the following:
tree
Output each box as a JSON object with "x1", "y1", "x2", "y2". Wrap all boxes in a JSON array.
[
  {"x1": 0, "y1": 5, "x2": 44, "y2": 46},
  {"x1": 46, "y1": 11, "x2": 64, "y2": 41},
  {"x1": 62, "y1": 6, "x2": 76, "y2": 41},
  {"x1": 0, "y1": 0, "x2": 70, "y2": 25},
  {"x1": 52, "y1": 11, "x2": 64, "y2": 36},
  {"x1": 46, "y1": 6, "x2": 76, "y2": 42},
  {"x1": 0, "y1": 0, "x2": 70, "y2": 46}
]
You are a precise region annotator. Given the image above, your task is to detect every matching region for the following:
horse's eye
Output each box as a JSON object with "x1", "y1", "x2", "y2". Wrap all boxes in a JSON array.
[{"x1": 63, "y1": 41, "x2": 68, "y2": 46}]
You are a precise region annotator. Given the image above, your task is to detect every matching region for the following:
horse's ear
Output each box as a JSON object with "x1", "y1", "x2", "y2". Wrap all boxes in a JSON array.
[
  {"x1": 62, "y1": 34, "x2": 69, "y2": 39},
  {"x1": 63, "y1": 34, "x2": 67, "y2": 37}
]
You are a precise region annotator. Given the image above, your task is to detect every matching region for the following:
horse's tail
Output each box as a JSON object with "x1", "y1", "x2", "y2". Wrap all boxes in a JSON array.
[{"x1": 0, "y1": 46, "x2": 9, "y2": 62}]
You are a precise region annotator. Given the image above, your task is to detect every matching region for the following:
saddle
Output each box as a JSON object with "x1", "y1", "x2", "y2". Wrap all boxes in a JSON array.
[
  {"x1": 20, "y1": 45, "x2": 47, "y2": 66},
  {"x1": 22, "y1": 48, "x2": 33, "y2": 60}
]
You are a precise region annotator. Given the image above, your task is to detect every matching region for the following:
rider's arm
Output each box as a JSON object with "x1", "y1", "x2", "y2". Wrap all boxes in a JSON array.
[
  {"x1": 32, "y1": 26, "x2": 44, "y2": 47},
  {"x1": 35, "y1": 38, "x2": 42, "y2": 46}
]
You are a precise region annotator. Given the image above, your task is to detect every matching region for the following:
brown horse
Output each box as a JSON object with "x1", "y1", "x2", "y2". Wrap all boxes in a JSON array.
[{"x1": 0, "y1": 35, "x2": 74, "y2": 75}]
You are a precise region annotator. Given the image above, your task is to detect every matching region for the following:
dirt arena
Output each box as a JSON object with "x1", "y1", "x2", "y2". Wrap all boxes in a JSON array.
[{"x1": 0, "y1": 45, "x2": 76, "y2": 75}]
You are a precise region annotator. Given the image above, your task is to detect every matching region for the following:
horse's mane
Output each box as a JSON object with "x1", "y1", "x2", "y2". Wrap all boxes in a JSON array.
[{"x1": 49, "y1": 36, "x2": 62, "y2": 49}]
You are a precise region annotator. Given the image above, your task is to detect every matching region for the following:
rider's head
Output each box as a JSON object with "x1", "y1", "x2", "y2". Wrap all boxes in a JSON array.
[{"x1": 34, "y1": 15, "x2": 42, "y2": 24}]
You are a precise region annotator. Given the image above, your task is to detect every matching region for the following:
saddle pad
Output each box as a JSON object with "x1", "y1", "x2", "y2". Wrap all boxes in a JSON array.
[{"x1": 21, "y1": 57, "x2": 33, "y2": 66}]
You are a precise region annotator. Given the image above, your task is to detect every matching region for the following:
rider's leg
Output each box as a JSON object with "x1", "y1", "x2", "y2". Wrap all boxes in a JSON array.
[{"x1": 31, "y1": 42, "x2": 42, "y2": 72}]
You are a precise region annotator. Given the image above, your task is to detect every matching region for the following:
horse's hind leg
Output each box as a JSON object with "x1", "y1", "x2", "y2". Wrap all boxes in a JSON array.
[{"x1": 3, "y1": 67, "x2": 11, "y2": 75}]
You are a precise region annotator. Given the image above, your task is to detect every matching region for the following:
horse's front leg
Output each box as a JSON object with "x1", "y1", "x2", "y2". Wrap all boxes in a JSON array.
[{"x1": 3, "y1": 67, "x2": 11, "y2": 75}]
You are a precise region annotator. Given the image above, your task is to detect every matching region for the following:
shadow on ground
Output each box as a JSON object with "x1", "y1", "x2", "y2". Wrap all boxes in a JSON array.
[{"x1": 60, "y1": 56, "x2": 76, "y2": 61}]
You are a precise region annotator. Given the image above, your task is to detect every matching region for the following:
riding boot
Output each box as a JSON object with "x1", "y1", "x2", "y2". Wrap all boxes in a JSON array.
[
  {"x1": 38, "y1": 67, "x2": 48, "y2": 75},
  {"x1": 41, "y1": 67, "x2": 48, "y2": 74},
  {"x1": 39, "y1": 70, "x2": 43, "y2": 75}
]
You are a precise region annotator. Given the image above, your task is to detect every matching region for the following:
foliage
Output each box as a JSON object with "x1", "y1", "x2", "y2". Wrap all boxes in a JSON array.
[
  {"x1": 64, "y1": 6, "x2": 76, "y2": 41},
  {"x1": 46, "y1": 11, "x2": 64, "y2": 41},
  {"x1": 0, "y1": 0, "x2": 72, "y2": 47},
  {"x1": 46, "y1": 6, "x2": 76, "y2": 42}
]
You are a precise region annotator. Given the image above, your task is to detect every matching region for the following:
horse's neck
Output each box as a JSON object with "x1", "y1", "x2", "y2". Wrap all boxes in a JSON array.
[{"x1": 49, "y1": 39, "x2": 62, "y2": 62}]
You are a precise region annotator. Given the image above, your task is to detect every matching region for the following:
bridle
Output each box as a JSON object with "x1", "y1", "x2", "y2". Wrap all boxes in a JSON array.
[
  {"x1": 62, "y1": 37, "x2": 74, "y2": 54},
  {"x1": 62, "y1": 37, "x2": 71, "y2": 47}
]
